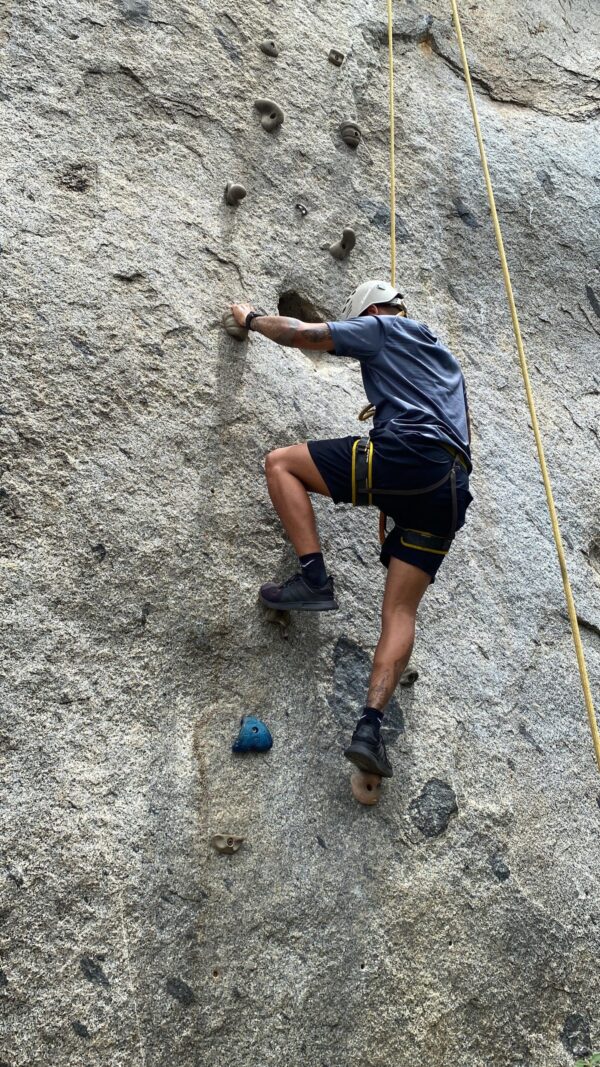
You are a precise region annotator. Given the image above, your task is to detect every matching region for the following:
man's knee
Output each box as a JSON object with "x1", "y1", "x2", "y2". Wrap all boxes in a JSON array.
[{"x1": 265, "y1": 447, "x2": 288, "y2": 481}]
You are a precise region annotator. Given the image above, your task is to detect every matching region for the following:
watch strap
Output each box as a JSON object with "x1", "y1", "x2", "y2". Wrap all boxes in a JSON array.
[{"x1": 245, "y1": 310, "x2": 268, "y2": 331}]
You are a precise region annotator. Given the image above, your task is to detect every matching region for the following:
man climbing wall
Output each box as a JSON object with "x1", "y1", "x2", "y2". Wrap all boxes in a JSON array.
[{"x1": 229, "y1": 280, "x2": 473, "y2": 779}]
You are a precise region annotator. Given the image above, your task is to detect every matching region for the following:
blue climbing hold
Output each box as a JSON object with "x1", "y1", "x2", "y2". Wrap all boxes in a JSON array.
[{"x1": 232, "y1": 716, "x2": 273, "y2": 754}]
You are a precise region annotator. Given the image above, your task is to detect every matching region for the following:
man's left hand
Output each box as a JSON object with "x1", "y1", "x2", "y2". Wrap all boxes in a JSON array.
[{"x1": 230, "y1": 303, "x2": 256, "y2": 327}]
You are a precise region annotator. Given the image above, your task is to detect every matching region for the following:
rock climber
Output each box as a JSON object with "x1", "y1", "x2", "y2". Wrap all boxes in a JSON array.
[{"x1": 229, "y1": 280, "x2": 472, "y2": 780}]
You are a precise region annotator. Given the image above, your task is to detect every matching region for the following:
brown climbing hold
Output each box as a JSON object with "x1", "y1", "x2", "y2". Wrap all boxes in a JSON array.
[
  {"x1": 340, "y1": 120, "x2": 361, "y2": 148},
  {"x1": 224, "y1": 182, "x2": 247, "y2": 206},
  {"x1": 328, "y1": 48, "x2": 345, "y2": 66},
  {"x1": 351, "y1": 771, "x2": 382, "y2": 806},
  {"x1": 260, "y1": 38, "x2": 278, "y2": 57},
  {"x1": 222, "y1": 311, "x2": 248, "y2": 341},
  {"x1": 329, "y1": 226, "x2": 356, "y2": 261},
  {"x1": 211, "y1": 834, "x2": 244, "y2": 855},
  {"x1": 400, "y1": 667, "x2": 419, "y2": 687},
  {"x1": 254, "y1": 98, "x2": 284, "y2": 132}
]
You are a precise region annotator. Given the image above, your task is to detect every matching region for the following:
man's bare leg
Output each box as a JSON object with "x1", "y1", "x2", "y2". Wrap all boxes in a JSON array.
[
  {"x1": 264, "y1": 443, "x2": 331, "y2": 555},
  {"x1": 345, "y1": 558, "x2": 430, "y2": 776},
  {"x1": 260, "y1": 443, "x2": 337, "y2": 610},
  {"x1": 367, "y1": 557, "x2": 431, "y2": 709}
]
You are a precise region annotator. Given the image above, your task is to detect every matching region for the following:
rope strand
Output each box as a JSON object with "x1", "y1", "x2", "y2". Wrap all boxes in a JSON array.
[
  {"x1": 449, "y1": 0, "x2": 600, "y2": 770},
  {"x1": 386, "y1": 0, "x2": 396, "y2": 286}
]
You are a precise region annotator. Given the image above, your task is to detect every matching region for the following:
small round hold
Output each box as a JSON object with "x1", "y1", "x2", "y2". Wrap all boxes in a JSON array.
[
  {"x1": 328, "y1": 48, "x2": 345, "y2": 66},
  {"x1": 222, "y1": 310, "x2": 248, "y2": 341},
  {"x1": 211, "y1": 834, "x2": 244, "y2": 854},
  {"x1": 232, "y1": 715, "x2": 273, "y2": 754},
  {"x1": 224, "y1": 182, "x2": 247, "y2": 206},
  {"x1": 295, "y1": 202, "x2": 308, "y2": 216},
  {"x1": 400, "y1": 667, "x2": 419, "y2": 687},
  {"x1": 260, "y1": 38, "x2": 278, "y2": 57},
  {"x1": 254, "y1": 98, "x2": 284, "y2": 132},
  {"x1": 340, "y1": 120, "x2": 361, "y2": 148},
  {"x1": 351, "y1": 771, "x2": 382, "y2": 806},
  {"x1": 329, "y1": 226, "x2": 356, "y2": 261}
]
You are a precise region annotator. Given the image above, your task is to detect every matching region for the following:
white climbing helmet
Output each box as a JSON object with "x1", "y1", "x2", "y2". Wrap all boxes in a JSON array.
[{"x1": 341, "y1": 279, "x2": 404, "y2": 320}]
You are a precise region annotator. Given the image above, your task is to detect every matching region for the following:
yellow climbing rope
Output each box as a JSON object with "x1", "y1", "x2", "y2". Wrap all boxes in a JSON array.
[
  {"x1": 385, "y1": 0, "x2": 600, "y2": 769},
  {"x1": 386, "y1": 0, "x2": 396, "y2": 286},
  {"x1": 447, "y1": 0, "x2": 600, "y2": 769}
]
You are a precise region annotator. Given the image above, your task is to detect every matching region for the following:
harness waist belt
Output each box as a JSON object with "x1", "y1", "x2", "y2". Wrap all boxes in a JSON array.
[{"x1": 351, "y1": 436, "x2": 462, "y2": 553}]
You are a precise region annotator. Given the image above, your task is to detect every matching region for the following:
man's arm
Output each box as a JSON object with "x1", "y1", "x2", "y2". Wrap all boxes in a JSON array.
[{"x1": 230, "y1": 303, "x2": 334, "y2": 351}]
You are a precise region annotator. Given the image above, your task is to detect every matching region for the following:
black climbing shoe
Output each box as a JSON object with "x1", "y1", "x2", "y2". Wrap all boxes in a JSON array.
[
  {"x1": 259, "y1": 573, "x2": 338, "y2": 612},
  {"x1": 344, "y1": 720, "x2": 393, "y2": 778}
]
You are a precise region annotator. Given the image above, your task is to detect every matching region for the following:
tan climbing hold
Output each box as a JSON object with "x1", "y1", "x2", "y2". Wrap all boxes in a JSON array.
[
  {"x1": 329, "y1": 226, "x2": 356, "y2": 261},
  {"x1": 222, "y1": 311, "x2": 248, "y2": 341},
  {"x1": 340, "y1": 120, "x2": 361, "y2": 148},
  {"x1": 263, "y1": 606, "x2": 291, "y2": 637},
  {"x1": 254, "y1": 98, "x2": 284, "y2": 132},
  {"x1": 211, "y1": 834, "x2": 244, "y2": 854},
  {"x1": 224, "y1": 182, "x2": 247, "y2": 206},
  {"x1": 351, "y1": 771, "x2": 382, "y2": 806},
  {"x1": 260, "y1": 38, "x2": 278, "y2": 57},
  {"x1": 328, "y1": 48, "x2": 345, "y2": 66}
]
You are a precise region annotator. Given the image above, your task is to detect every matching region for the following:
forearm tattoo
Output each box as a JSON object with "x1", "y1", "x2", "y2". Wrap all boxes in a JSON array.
[{"x1": 253, "y1": 316, "x2": 332, "y2": 348}]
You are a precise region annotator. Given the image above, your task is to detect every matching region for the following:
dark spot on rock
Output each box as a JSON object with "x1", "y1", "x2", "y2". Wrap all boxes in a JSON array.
[
  {"x1": 328, "y1": 636, "x2": 404, "y2": 743},
  {"x1": 518, "y1": 721, "x2": 543, "y2": 754},
  {"x1": 91, "y1": 543, "x2": 107, "y2": 561},
  {"x1": 113, "y1": 271, "x2": 145, "y2": 283},
  {"x1": 7, "y1": 867, "x2": 24, "y2": 887},
  {"x1": 0, "y1": 969, "x2": 7, "y2": 987},
  {"x1": 59, "y1": 163, "x2": 95, "y2": 192},
  {"x1": 278, "y1": 290, "x2": 328, "y2": 323},
  {"x1": 559, "y1": 1012, "x2": 592, "y2": 1058},
  {"x1": 585, "y1": 285, "x2": 600, "y2": 319},
  {"x1": 118, "y1": 0, "x2": 149, "y2": 21},
  {"x1": 507, "y1": 757, "x2": 516, "y2": 770},
  {"x1": 72, "y1": 1020, "x2": 90, "y2": 1038},
  {"x1": 69, "y1": 336, "x2": 96, "y2": 361},
  {"x1": 166, "y1": 976, "x2": 195, "y2": 1005},
  {"x1": 316, "y1": 835, "x2": 327, "y2": 849},
  {"x1": 453, "y1": 197, "x2": 479, "y2": 229},
  {"x1": 408, "y1": 778, "x2": 458, "y2": 837},
  {"x1": 490, "y1": 853, "x2": 510, "y2": 881},
  {"x1": 590, "y1": 536, "x2": 600, "y2": 575},
  {"x1": 536, "y1": 169, "x2": 555, "y2": 196},
  {"x1": 214, "y1": 27, "x2": 240, "y2": 61},
  {"x1": 358, "y1": 198, "x2": 410, "y2": 242},
  {"x1": 80, "y1": 955, "x2": 109, "y2": 987}
]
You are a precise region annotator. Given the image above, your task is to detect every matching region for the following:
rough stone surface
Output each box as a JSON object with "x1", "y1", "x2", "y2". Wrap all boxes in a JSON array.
[
  {"x1": 408, "y1": 777, "x2": 458, "y2": 837},
  {"x1": 1, "y1": 1, "x2": 600, "y2": 1065}
]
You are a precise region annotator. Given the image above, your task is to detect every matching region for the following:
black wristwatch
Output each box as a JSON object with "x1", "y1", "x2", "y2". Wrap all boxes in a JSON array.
[{"x1": 245, "y1": 309, "x2": 268, "y2": 331}]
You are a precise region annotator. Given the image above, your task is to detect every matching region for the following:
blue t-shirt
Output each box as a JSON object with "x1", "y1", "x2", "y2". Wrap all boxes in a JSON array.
[{"x1": 327, "y1": 315, "x2": 471, "y2": 470}]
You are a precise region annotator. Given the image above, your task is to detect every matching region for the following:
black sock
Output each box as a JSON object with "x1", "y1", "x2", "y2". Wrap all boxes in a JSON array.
[
  {"x1": 299, "y1": 552, "x2": 327, "y2": 588},
  {"x1": 359, "y1": 706, "x2": 384, "y2": 734}
]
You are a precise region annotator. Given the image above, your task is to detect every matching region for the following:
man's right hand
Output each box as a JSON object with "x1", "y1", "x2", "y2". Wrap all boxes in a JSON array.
[{"x1": 230, "y1": 303, "x2": 256, "y2": 328}]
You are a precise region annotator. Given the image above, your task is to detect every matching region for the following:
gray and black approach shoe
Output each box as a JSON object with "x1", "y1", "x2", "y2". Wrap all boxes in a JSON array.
[
  {"x1": 259, "y1": 573, "x2": 338, "y2": 612},
  {"x1": 344, "y1": 719, "x2": 393, "y2": 778}
]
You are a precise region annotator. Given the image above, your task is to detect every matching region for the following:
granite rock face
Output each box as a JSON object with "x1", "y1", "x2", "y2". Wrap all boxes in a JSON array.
[{"x1": 1, "y1": 1, "x2": 600, "y2": 1065}]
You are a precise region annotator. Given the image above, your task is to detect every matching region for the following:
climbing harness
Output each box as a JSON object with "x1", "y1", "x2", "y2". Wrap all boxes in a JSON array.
[
  {"x1": 351, "y1": 436, "x2": 464, "y2": 555},
  {"x1": 382, "y1": 0, "x2": 600, "y2": 766}
]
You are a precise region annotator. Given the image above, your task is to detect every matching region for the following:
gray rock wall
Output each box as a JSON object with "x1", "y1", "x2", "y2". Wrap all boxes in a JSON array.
[{"x1": 2, "y1": 1, "x2": 600, "y2": 1064}]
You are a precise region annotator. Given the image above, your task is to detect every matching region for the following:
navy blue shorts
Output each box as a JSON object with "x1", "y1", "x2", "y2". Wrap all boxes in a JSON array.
[{"x1": 307, "y1": 435, "x2": 473, "y2": 581}]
